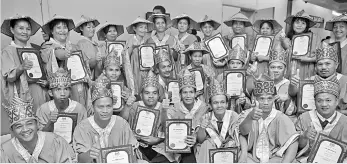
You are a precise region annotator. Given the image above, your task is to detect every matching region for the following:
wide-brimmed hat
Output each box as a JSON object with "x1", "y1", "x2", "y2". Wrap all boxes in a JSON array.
[
  {"x1": 172, "y1": 14, "x2": 198, "y2": 30},
  {"x1": 1, "y1": 14, "x2": 41, "y2": 38},
  {"x1": 183, "y1": 42, "x2": 210, "y2": 55},
  {"x1": 126, "y1": 17, "x2": 154, "y2": 34},
  {"x1": 253, "y1": 18, "x2": 283, "y2": 34},
  {"x1": 41, "y1": 14, "x2": 75, "y2": 35},
  {"x1": 97, "y1": 22, "x2": 124, "y2": 41},
  {"x1": 325, "y1": 12, "x2": 347, "y2": 31},
  {"x1": 224, "y1": 12, "x2": 252, "y2": 27},
  {"x1": 197, "y1": 15, "x2": 221, "y2": 31},
  {"x1": 284, "y1": 10, "x2": 316, "y2": 28},
  {"x1": 148, "y1": 14, "x2": 173, "y2": 28},
  {"x1": 74, "y1": 15, "x2": 100, "y2": 33}
]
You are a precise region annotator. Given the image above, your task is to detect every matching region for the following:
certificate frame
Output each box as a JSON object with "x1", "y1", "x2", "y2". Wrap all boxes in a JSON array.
[
  {"x1": 138, "y1": 44, "x2": 155, "y2": 70},
  {"x1": 111, "y1": 82, "x2": 124, "y2": 111},
  {"x1": 132, "y1": 106, "x2": 160, "y2": 137},
  {"x1": 209, "y1": 147, "x2": 239, "y2": 163},
  {"x1": 297, "y1": 80, "x2": 315, "y2": 115},
  {"x1": 16, "y1": 48, "x2": 47, "y2": 83},
  {"x1": 100, "y1": 144, "x2": 135, "y2": 163},
  {"x1": 204, "y1": 33, "x2": 228, "y2": 60},
  {"x1": 230, "y1": 34, "x2": 247, "y2": 50},
  {"x1": 307, "y1": 133, "x2": 347, "y2": 163},
  {"x1": 291, "y1": 32, "x2": 313, "y2": 56},
  {"x1": 64, "y1": 50, "x2": 88, "y2": 83},
  {"x1": 223, "y1": 69, "x2": 246, "y2": 97},
  {"x1": 188, "y1": 68, "x2": 205, "y2": 92},
  {"x1": 167, "y1": 80, "x2": 180, "y2": 104},
  {"x1": 106, "y1": 41, "x2": 126, "y2": 53},
  {"x1": 155, "y1": 44, "x2": 177, "y2": 79},
  {"x1": 54, "y1": 112, "x2": 78, "y2": 144},
  {"x1": 165, "y1": 119, "x2": 192, "y2": 153},
  {"x1": 252, "y1": 34, "x2": 274, "y2": 57}
]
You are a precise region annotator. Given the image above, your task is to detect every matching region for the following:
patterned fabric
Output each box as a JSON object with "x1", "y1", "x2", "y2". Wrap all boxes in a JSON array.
[
  {"x1": 284, "y1": 10, "x2": 316, "y2": 28},
  {"x1": 253, "y1": 74, "x2": 276, "y2": 96},
  {"x1": 1, "y1": 14, "x2": 41, "y2": 38},
  {"x1": 182, "y1": 42, "x2": 210, "y2": 55},
  {"x1": 47, "y1": 68, "x2": 72, "y2": 89},
  {"x1": 141, "y1": 70, "x2": 159, "y2": 89},
  {"x1": 148, "y1": 14, "x2": 173, "y2": 28},
  {"x1": 91, "y1": 74, "x2": 113, "y2": 102},
  {"x1": 314, "y1": 75, "x2": 340, "y2": 98},
  {"x1": 228, "y1": 44, "x2": 247, "y2": 64},
  {"x1": 103, "y1": 50, "x2": 121, "y2": 68},
  {"x1": 252, "y1": 18, "x2": 283, "y2": 34},
  {"x1": 223, "y1": 12, "x2": 252, "y2": 27},
  {"x1": 2, "y1": 95, "x2": 36, "y2": 126},
  {"x1": 316, "y1": 42, "x2": 339, "y2": 63},
  {"x1": 269, "y1": 44, "x2": 288, "y2": 66},
  {"x1": 209, "y1": 78, "x2": 226, "y2": 97},
  {"x1": 197, "y1": 15, "x2": 221, "y2": 30},
  {"x1": 325, "y1": 12, "x2": 347, "y2": 31},
  {"x1": 126, "y1": 17, "x2": 153, "y2": 34},
  {"x1": 171, "y1": 13, "x2": 198, "y2": 30},
  {"x1": 41, "y1": 14, "x2": 75, "y2": 35},
  {"x1": 96, "y1": 22, "x2": 124, "y2": 41},
  {"x1": 178, "y1": 69, "x2": 196, "y2": 90},
  {"x1": 74, "y1": 15, "x2": 100, "y2": 33},
  {"x1": 154, "y1": 48, "x2": 171, "y2": 65}
]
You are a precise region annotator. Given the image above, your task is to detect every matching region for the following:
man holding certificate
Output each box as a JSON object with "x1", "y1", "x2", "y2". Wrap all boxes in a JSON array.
[
  {"x1": 238, "y1": 74, "x2": 299, "y2": 163},
  {"x1": 36, "y1": 68, "x2": 87, "y2": 132},
  {"x1": 1, "y1": 96, "x2": 76, "y2": 163},
  {"x1": 124, "y1": 70, "x2": 175, "y2": 163},
  {"x1": 295, "y1": 75, "x2": 347, "y2": 162},
  {"x1": 73, "y1": 74, "x2": 144, "y2": 163},
  {"x1": 195, "y1": 79, "x2": 248, "y2": 163},
  {"x1": 167, "y1": 69, "x2": 209, "y2": 162}
]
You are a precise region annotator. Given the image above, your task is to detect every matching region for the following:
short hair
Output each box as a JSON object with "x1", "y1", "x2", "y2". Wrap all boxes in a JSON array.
[
  {"x1": 260, "y1": 21, "x2": 274, "y2": 31},
  {"x1": 79, "y1": 22, "x2": 95, "y2": 35},
  {"x1": 199, "y1": 21, "x2": 214, "y2": 29},
  {"x1": 153, "y1": 5, "x2": 166, "y2": 14},
  {"x1": 154, "y1": 17, "x2": 167, "y2": 24},
  {"x1": 49, "y1": 19, "x2": 69, "y2": 37},
  {"x1": 177, "y1": 17, "x2": 190, "y2": 25}
]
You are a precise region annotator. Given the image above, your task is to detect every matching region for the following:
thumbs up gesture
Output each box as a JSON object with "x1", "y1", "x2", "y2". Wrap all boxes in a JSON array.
[
  {"x1": 89, "y1": 136, "x2": 101, "y2": 160},
  {"x1": 250, "y1": 100, "x2": 262, "y2": 120},
  {"x1": 21, "y1": 56, "x2": 33, "y2": 71},
  {"x1": 303, "y1": 122, "x2": 317, "y2": 141}
]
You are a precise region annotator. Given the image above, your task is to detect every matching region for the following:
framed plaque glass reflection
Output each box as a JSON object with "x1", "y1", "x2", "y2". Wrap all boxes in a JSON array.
[
  {"x1": 139, "y1": 44, "x2": 155, "y2": 70},
  {"x1": 252, "y1": 35, "x2": 274, "y2": 57},
  {"x1": 165, "y1": 119, "x2": 192, "y2": 153},
  {"x1": 132, "y1": 106, "x2": 160, "y2": 137},
  {"x1": 53, "y1": 113, "x2": 77, "y2": 144},
  {"x1": 17, "y1": 48, "x2": 46, "y2": 83},
  {"x1": 167, "y1": 80, "x2": 180, "y2": 104},
  {"x1": 106, "y1": 41, "x2": 126, "y2": 65},
  {"x1": 189, "y1": 68, "x2": 205, "y2": 92},
  {"x1": 204, "y1": 33, "x2": 228, "y2": 60},
  {"x1": 223, "y1": 69, "x2": 246, "y2": 97},
  {"x1": 230, "y1": 34, "x2": 247, "y2": 50},
  {"x1": 100, "y1": 144, "x2": 135, "y2": 163},
  {"x1": 111, "y1": 82, "x2": 124, "y2": 111},
  {"x1": 65, "y1": 50, "x2": 87, "y2": 83},
  {"x1": 297, "y1": 80, "x2": 316, "y2": 114},
  {"x1": 209, "y1": 147, "x2": 239, "y2": 163},
  {"x1": 292, "y1": 32, "x2": 313, "y2": 56}
]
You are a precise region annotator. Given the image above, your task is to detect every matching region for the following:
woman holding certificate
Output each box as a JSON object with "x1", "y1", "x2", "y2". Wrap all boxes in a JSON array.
[
  {"x1": 195, "y1": 79, "x2": 248, "y2": 163},
  {"x1": 146, "y1": 14, "x2": 176, "y2": 48},
  {"x1": 171, "y1": 14, "x2": 198, "y2": 70},
  {"x1": 125, "y1": 17, "x2": 153, "y2": 96},
  {"x1": 284, "y1": 10, "x2": 320, "y2": 79},
  {"x1": 1, "y1": 15, "x2": 49, "y2": 112}
]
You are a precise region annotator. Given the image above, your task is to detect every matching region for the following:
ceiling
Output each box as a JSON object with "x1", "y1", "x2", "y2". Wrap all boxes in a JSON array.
[{"x1": 306, "y1": 0, "x2": 347, "y2": 13}]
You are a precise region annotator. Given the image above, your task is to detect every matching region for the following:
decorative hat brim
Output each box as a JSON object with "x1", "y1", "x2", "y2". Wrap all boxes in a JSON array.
[
  {"x1": 74, "y1": 17, "x2": 100, "y2": 33},
  {"x1": 11, "y1": 117, "x2": 37, "y2": 126},
  {"x1": 97, "y1": 23, "x2": 124, "y2": 41},
  {"x1": 172, "y1": 15, "x2": 198, "y2": 30},
  {"x1": 223, "y1": 18, "x2": 252, "y2": 27},
  {"x1": 197, "y1": 19, "x2": 221, "y2": 31},
  {"x1": 1, "y1": 15, "x2": 41, "y2": 38},
  {"x1": 325, "y1": 16, "x2": 347, "y2": 31},
  {"x1": 41, "y1": 16, "x2": 75, "y2": 35},
  {"x1": 253, "y1": 19, "x2": 283, "y2": 34},
  {"x1": 126, "y1": 18, "x2": 154, "y2": 34},
  {"x1": 148, "y1": 14, "x2": 173, "y2": 29},
  {"x1": 284, "y1": 16, "x2": 316, "y2": 28}
]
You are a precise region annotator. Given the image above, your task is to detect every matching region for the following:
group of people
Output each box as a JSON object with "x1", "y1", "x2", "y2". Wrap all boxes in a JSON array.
[{"x1": 1, "y1": 4, "x2": 347, "y2": 163}]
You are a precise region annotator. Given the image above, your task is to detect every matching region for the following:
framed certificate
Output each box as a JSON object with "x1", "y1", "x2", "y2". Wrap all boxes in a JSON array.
[
  {"x1": 53, "y1": 113, "x2": 78, "y2": 144},
  {"x1": 155, "y1": 45, "x2": 177, "y2": 79},
  {"x1": 100, "y1": 144, "x2": 135, "y2": 163},
  {"x1": 107, "y1": 41, "x2": 126, "y2": 65},
  {"x1": 292, "y1": 32, "x2": 313, "y2": 56},
  {"x1": 111, "y1": 82, "x2": 124, "y2": 110},
  {"x1": 17, "y1": 48, "x2": 46, "y2": 83},
  {"x1": 132, "y1": 106, "x2": 160, "y2": 137},
  {"x1": 204, "y1": 33, "x2": 228, "y2": 60},
  {"x1": 230, "y1": 34, "x2": 247, "y2": 50},
  {"x1": 189, "y1": 68, "x2": 205, "y2": 92},
  {"x1": 139, "y1": 44, "x2": 155, "y2": 70},
  {"x1": 209, "y1": 147, "x2": 239, "y2": 163},
  {"x1": 167, "y1": 80, "x2": 180, "y2": 104},
  {"x1": 224, "y1": 70, "x2": 246, "y2": 97},
  {"x1": 165, "y1": 119, "x2": 192, "y2": 153},
  {"x1": 252, "y1": 35, "x2": 274, "y2": 57},
  {"x1": 307, "y1": 133, "x2": 347, "y2": 163},
  {"x1": 65, "y1": 51, "x2": 87, "y2": 83},
  {"x1": 297, "y1": 80, "x2": 316, "y2": 115}
]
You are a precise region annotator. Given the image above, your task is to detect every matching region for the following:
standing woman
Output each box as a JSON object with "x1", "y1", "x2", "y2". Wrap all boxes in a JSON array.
[
  {"x1": 125, "y1": 17, "x2": 153, "y2": 95},
  {"x1": 324, "y1": 13, "x2": 347, "y2": 75},
  {"x1": 251, "y1": 18, "x2": 283, "y2": 76},
  {"x1": 74, "y1": 15, "x2": 101, "y2": 80},
  {"x1": 1, "y1": 15, "x2": 48, "y2": 112},
  {"x1": 97, "y1": 22, "x2": 135, "y2": 94},
  {"x1": 171, "y1": 14, "x2": 198, "y2": 71},
  {"x1": 284, "y1": 10, "x2": 319, "y2": 79},
  {"x1": 197, "y1": 15, "x2": 225, "y2": 75}
]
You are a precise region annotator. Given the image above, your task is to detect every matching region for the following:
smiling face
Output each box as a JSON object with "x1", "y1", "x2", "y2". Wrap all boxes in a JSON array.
[
  {"x1": 178, "y1": 18, "x2": 189, "y2": 33},
  {"x1": 228, "y1": 59, "x2": 244, "y2": 69},
  {"x1": 333, "y1": 22, "x2": 347, "y2": 40},
  {"x1": 201, "y1": 22, "x2": 214, "y2": 37},
  {"x1": 51, "y1": 21, "x2": 69, "y2": 42},
  {"x1": 133, "y1": 23, "x2": 148, "y2": 37},
  {"x1": 315, "y1": 92, "x2": 338, "y2": 119},
  {"x1": 104, "y1": 65, "x2": 121, "y2": 81},
  {"x1": 10, "y1": 19, "x2": 32, "y2": 43},
  {"x1": 154, "y1": 17, "x2": 166, "y2": 33},
  {"x1": 105, "y1": 25, "x2": 118, "y2": 41},
  {"x1": 180, "y1": 87, "x2": 196, "y2": 105},
  {"x1": 11, "y1": 119, "x2": 38, "y2": 143},
  {"x1": 316, "y1": 59, "x2": 338, "y2": 78},
  {"x1": 268, "y1": 62, "x2": 286, "y2": 81},
  {"x1": 158, "y1": 61, "x2": 172, "y2": 78},
  {"x1": 211, "y1": 95, "x2": 227, "y2": 116},
  {"x1": 191, "y1": 51, "x2": 203, "y2": 67},
  {"x1": 80, "y1": 22, "x2": 96, "y2": 38},
  {"x1": 260, "y1": 22, "x2": 274, "y2": 35},
  {"x1": 293, "y1": 18, "x2": 307, "y2": 34},
  {"x1": 141, "y1": 86, "x2": 159, "y2": 107},
  {"x1": 93, "y1": 97, "x2": 113, "y2": 121},
  {"x1": 231, "y1": 21, "x2": 245, "y2": 34}
]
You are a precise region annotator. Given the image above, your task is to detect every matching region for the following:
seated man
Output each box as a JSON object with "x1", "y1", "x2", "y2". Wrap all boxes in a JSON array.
[
  {"x1": 73, "y1": 74, "x2": 143, "y2": 163},
  {"x1": 1, "y1": 96, "x2": 76, "y2": 163},
  {"x1": 36, "y1": 68, "x2": 87, "y2": 132},
  {"x1": 238, "y1": 74, "x2": 299, "y2": 163},
  {"x1": 290, "y1": 42, "x2": 347, "y2": 112},
  {"x1": 195, "y1": 79, "x2": 248, "y2": 163},
  {"x1": 295, "y1": 75, "x2": 347, "y2": 162}
]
